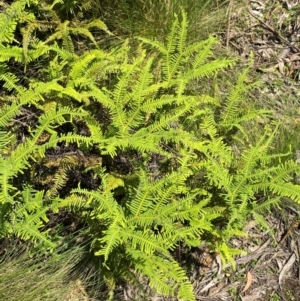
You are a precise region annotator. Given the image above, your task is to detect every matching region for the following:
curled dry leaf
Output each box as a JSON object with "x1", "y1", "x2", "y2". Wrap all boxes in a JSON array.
[{"x1": 241, "y1": 271, "x2": 253, "y2": 293}]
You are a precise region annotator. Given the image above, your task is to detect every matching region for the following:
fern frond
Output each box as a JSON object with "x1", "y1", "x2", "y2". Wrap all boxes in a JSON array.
[
  {"x1": 186, "y1": 58, "x2": 234, "y2": 81},
  {"x1": 45, "y1": 164, "x2": 71, "y2": 199},
  {"x1": 124, "y1": 229, "x2": 171, "y2": 256},
  {"x1": 220, "y1": 62, "x2": 266, "y2": 129},
  {"x1": 0, "y1": 46, "x2": 24, "y2": 63},
  {"x1": 95, "y1": 225, "x2": 123, "y2": 261},
  {"x1": 45, "y1": 42, "x2": 78, "y2": 61},
  {"x1": 263, "y1": 182, "x2": 300, "y2": 203},
  {"x1": 54, "y1": 194, "x2": 89, "y2": 212},
  {"x1": 177, "y1": 10, "x2": 188, "y2": 54},
  {"x1": 0, "y1": 1, "x2": 22, "y2": 44},
  {"x1": 13, "y1": 221, "x2": 55, "y2": 247},
  {"x1": 138, "y1": 37, "x2": 167, "y2": 55},
  {"x1": 44, "y1": 20, "x2": 74, "y2": 53},
  {"x1": 0, "y1": 101, "x2": 24, "y2": 128},
  {"x1": 131, "y1": 57, "x2": 154, "y2": 102},
  {"x1": 70, "y1": 26, "x2": 99, "y2": 47},
  {"x1": 129, "y1": 250, "x2": 195, "y2": 301},
  {"x1": 215, "y1": 242, "x2": 246, "y2": 269},
  {"x1": 0, "y1": 65, "x2": 23, "y2": 92},
  {"x1": 21, "y1": 21, "x2": 39, "y2": 66},
  {"x1": 86, "y1": 19, "x2": 114, "y2": 36},
  {"x1": 10, "y1": 187, "x2": 56, "y2": 248},
  {"x1": 0, "y1": 130, "x2": 13, "y2": 151},
  {"x1": 188, "y1": 35, "x2": 218, "y2": 67},
  {"x1": 68, "y1": 49, "x2": 111, "y2": 86},
  {"x1": 72, "y1": 189, "x2": 123, "y2": 220},
  {"x1": 147, "y1": 105, "x2": 191, "y2": 133}
]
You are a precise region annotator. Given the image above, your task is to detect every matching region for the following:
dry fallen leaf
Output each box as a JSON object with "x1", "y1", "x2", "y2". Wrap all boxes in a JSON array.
[
  {"x1": 241, "y1": 271, "x2": 253, "y2": 293},
  {"x1": 215, "y1": 253, "x2": 222, "y2": 275}
]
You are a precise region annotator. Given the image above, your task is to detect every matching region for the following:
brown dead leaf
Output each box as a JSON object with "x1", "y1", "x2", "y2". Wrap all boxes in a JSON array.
[{"x1": 241, "y1": 271, "x2": 253, "y2": 293}]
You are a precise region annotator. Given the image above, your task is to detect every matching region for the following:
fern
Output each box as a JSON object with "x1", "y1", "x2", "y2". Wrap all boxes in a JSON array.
[
  {"x1": 6, "y1": 186, "x2": 56, "y2": 248},
  {"x1": 0, "y1": 65, "x2": 23, "y2": 93},
  {"x1": 219, "y1": 55, "x2": 272, "y2": 133},
  {"x1": 192, "y1": 120, "x2": 300, "y2": 267},
  {"x1": 0, "y1": 0, "x2": 31, "y2": 44},
  {"x1": 138, "y1": 11, "x2": 235, "y2": 87},
  {"x1": 0, "y1": 79, "x2": 97, "y2": 243},
  {"x1": 1, "y1": 3, "x2": 300, "y2": 300},
  {"x1": 63, "y1": 161, "x2": 218, "y2": 300}
]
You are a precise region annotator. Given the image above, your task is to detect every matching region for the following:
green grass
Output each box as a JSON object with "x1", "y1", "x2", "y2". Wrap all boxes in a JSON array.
[
  {"x1": 0, "y1": 237, "x2": 103, "y2": 301},
  {"x1": 99, "y1": 0, "x2": 231, "y2": 41}
]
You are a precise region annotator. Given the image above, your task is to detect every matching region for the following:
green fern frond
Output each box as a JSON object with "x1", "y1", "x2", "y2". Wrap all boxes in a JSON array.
[
  {"x1": 266, "y1": 160, "x2": 300, "y2": 183},
  {"x1": 44, "y1": 20, "x2": 74, "y2": 53},
  {"x1": 65, "y1": 159, "x2": 212, "y2": 300},
  {"x1": 71, "y1": 189, "x2": 122, "y2": 221},
  {"x1": 63, "y1": 34, "x2": 74, "y2": 53},
  {"x1": 0, "y1": 46, "x2": 24, "y2": 63},
  {"x1": 177, "y1": 10, "x2": 188, "y2": 54},
  {"x1": 9, "y1": 187, "x2": 56, "y2": 248},
  {"x1": 138, "y1": 12, "x2": 234, "y2": 87},
  {"x1": 21, "y1": 21, "x2": 38, "y2": 66},
  {"x1": 45, "y1": 42, "x2": 78, "y2": 61},
  {"x1": 0, "y1": 65, "x2": 23, "y2": 92},
  {"x1": 45, "y1": 165, "x2": 71, "y2": 199},
  {"x1": 262, "y1": 182, "x2": 300, "y2": 203},
  {"x1": 166, "y1": 13, "x2": 179, "y2": 55},
  {"x1": 129, "y1": 250, "x2": 195, "y2": 301},
  {"x1": 0, "y1": 101, "x2": 24, "y2": 128},
  {"x1": 95, "y1": 226, "x2": 124, "y2": 261},
  {"x1": 220, "y1": 62, "x2": 267, "y2": 130},
  {"x1": 0, "y1": 0, "x2": 23, "y2": 44},
  {"x1": 54, "y1": 194, "x2": 89, "y2": 212},
  {"x1": 186, "y1": 57, "x2": 234, "y2": 81},
  {"x1": 69, "y1": 26, "x2": 99, "y2": 48},
  {"x1": 189, "y1": 35, "x2": 218, "y2": 67},
  {"x1": 35, "y1": 133, "x2": 94, "y2": 159},
  {"x1": 69, "y1": 51, "x2": 99, "y2": 83},
  {"x1": 86, "y1": 19, "x2": 114, "y2": 36},
  {"x1": 0, "y1": 131, "x2": 13, "y2": 151},
  {"x1": 216, "y1": 242, "x2": 246, "y2": 270},
  {"x1": 138, "y1": 37, "x2": 167, "y2": 55}
]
